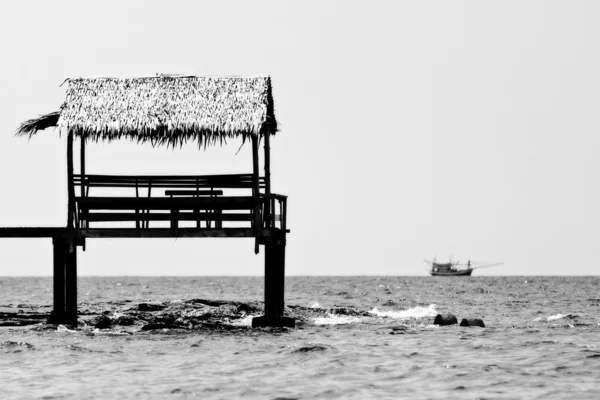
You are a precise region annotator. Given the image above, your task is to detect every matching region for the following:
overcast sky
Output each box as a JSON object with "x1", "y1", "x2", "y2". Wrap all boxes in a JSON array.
[{"x1": 0, "y1": 0, "x2": 599, "y2": 276}]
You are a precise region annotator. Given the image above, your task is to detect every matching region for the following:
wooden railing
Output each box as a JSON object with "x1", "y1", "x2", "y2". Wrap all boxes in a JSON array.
[
  {"x1": 74, "y1": 173, "x2": 265, "y2": 195},
  {"x1": 71, "y1": 174, "x2": 285, "y2": 234}
]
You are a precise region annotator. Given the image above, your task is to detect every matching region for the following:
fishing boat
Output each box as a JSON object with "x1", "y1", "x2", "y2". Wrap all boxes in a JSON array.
[{"x1": 424, "y1": 259, "x2": 502, "y2": 276}]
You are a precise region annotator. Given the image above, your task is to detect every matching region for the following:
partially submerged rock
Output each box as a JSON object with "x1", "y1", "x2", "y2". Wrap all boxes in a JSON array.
[
  {"x1": 137, "y1": 303, "x2": 166, "y2": 312},
  {"x1": 460, "y1": 318, "x2": 485, "y2": 328},
  {"x1": 93, "y1": 315, "x2": 112, "y2": 329},
  {"x1": 433, "y1": 313, "x2": 458, "y2": 326}
]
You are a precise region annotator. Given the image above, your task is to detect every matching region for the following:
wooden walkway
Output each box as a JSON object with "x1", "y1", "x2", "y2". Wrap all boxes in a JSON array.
[
  {"x1": 0, "y1": 227, "x2": 285, "y2": 240},
  {"x1": 0, "y1": 226, "x2": 291, "y2": 328}
]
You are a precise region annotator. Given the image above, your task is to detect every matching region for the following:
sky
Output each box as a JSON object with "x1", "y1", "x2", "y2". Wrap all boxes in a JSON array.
[{"x1": 0, "y1": 0, "x2": 599, "y2": 276}]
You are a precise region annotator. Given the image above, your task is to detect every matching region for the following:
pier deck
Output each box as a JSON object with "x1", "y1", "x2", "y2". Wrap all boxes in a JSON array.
[{"x1": 0, "y1": 227, "x2": 286, "y2": 240}]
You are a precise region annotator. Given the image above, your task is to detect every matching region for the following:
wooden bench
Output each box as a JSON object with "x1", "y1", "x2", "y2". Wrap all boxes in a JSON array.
[
  {"x1": 73, "y1": 174, "x2": 265, "y2": 229},
  {"x1": 164, "y1": 190, "x2": 224, "y2": 228},
  {"x1": 165, "y1": 190, "x2": 224, "y2": 197},
  {"x1": 74, "y1": 174, "x2": 265, "y2": 194},
  {"x1": 77, "y1": 196, "x2": 261, "y2": 227}
]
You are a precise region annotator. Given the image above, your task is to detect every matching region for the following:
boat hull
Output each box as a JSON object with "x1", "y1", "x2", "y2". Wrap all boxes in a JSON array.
[{"x1": 430, "y1": 269, "x2": 473, "y2": 276}]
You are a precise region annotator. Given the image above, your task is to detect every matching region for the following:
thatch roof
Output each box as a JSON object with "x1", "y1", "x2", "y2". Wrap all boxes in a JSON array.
[{"x1": 17, "y1": 75, "x2": 277, "y2": 147}]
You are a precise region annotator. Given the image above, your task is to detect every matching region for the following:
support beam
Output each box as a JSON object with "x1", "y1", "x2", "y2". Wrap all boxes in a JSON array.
[
  {"x1": 67, "y1": 133, "x2": 75, "y2": 229},
  {"x1": 49, "y1": 236, "x2": 78, "y2": 326},
  {"x1": 252, "y1": 243, "x2": 295, "y2": 328},
  {"x1": 264, "y1": 243, "x2": 285, "y2": 316},
  {"x1": 251, "y1": 136, "x2": 260, "y2": 254},
  {"x1": 65, "y1": 242, "x2": 78, "y2": 326},
  {"x1": 75, "y1": 227, "x2": 279, "y2": 238},
  {"x1": 50, "y1": 237, "x2": 66, "y2": 324},
  {"x1": 80, "y1": 137, "x2": 86, "y2": 198},
  {"x1": 264, "y1": 132, "x2": 272, "y2": 228},
  {"x1": 80, "y1": 138, "x2": 88, "y2": 241}
]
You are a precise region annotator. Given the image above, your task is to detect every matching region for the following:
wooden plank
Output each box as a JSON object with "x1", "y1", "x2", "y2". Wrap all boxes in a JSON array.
[
  {"x1": 75, "y1": 228, "x2": 272, "y2": 238},
  {"x1": 75, "y1": 183, "x2": 262, "y2": 190},
  {"x1": 0, "y1": 227, "x2": 64, "y2": 237},
  {"x1": 74, "y1": 179, "x2": 262, "y2": 186},
  {"x1": 164, "y1": 190, "x2": 224, "y2": 196},
  {"x1": 77, "y1": 196, "x2": 259, "y2": 210},
  {"x1": 73, "y1": 175, "x2": 265, "y2": 187},
  {"x1": 0, "y1": 226, "x2": 284, "y2": 239},
  {"x1": 84, "y1": 212, "x2": 254, "y2": 222},
  {"x1": 75, "y1": 173, "x2": 258, "y2": 180},
  {"x1": 78, "y1": 178, "x2": 257, "y2": 185}
]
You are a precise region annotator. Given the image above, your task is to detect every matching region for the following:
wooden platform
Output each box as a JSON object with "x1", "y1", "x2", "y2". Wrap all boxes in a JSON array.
[
  {"x1": 0, "y1": 228, "x2": 64, "y2": 238},
  {"x1": 0, "y1": 227, "x2": 285, "y2": 240}
]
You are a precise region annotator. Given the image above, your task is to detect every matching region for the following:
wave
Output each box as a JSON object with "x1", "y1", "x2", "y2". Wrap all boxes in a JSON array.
[
  {"x1": 546, "y1": 314, "x2": 577, "y2": 321},
  {"x1": 230, "y1": 315, "x2": 256, "y2": 326},
  {"x1": 312, "y1": 314, "x2": 362, "y2": 325},
  {"x1": 370, "y1": 304, "x2": 438, "y2": 319}
]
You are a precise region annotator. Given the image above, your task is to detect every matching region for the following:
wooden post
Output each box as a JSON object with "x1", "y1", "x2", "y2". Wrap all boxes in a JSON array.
[
  {"x1": 264, "y1": 132, "x2": 272, "y2": 227},
  {"x1": 264, "y1": 243, "x2": 285, "y2": 316},
  {"x1": 65, "y1": 242, "x2": 78, "y2": 326},
  {"x1": 67, "y1": 133, "x2": 75, "y2": 229},
  {"x1": 252, "y1": 136, "x2": 260, "y2": 254},
  {"x1": 80, "y1": 137, "x2": 87, "y2": 236},
  {"x1": 80, "y1": 137, "x2": 86, "y2": 199},
  {"x1": 251, "y1": 243, "x2": 294, "y2": 328},
  {"x1": 63, "y1": 133, "x2": 79, "y2": 326},
  {"x1": 51, "y1": 236, "x2": 66, "y2": 324}
]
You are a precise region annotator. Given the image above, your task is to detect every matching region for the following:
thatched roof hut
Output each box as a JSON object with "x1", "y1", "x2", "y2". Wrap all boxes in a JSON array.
[{"x1": 17, "y1": 75, "x2": 277, "y2": 147}]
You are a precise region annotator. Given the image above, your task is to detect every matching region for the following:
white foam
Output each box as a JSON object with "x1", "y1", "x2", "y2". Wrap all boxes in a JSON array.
[
  {"x1": 92, "y1": 329, "x2": 129, "y2": 336},
  {"x1": 230, "y1": 315, "x2": 256, "y2": 326},
  {"x1": 310, "y1": 302, "x2": 322, "y2": 309},
  {"x1": 547, "y1": 314, "x2": 568, "y2": 321},
  {"x1": 370, "y1": 304, "x2": 438, "y2": 319},
  {"x1": 57, "y1": 325, "x2": 76, "y2": 333},
  {"x1": 313, "y1": 313, "x2": 361, "y2": 325}
]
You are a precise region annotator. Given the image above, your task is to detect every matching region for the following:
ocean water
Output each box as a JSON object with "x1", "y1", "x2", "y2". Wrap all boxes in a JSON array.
[{"x1": 1, "y1": 276, "x2": 599, "y2": 399}]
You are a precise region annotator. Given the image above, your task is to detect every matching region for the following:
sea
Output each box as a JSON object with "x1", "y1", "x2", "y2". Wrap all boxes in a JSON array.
[{"x1": 0, "y1": 276, "x2": 599, "y2": 399}]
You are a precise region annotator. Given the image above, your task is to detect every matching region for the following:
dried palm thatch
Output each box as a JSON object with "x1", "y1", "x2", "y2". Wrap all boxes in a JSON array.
[
  {"x1": 16, "y1": 76, "x2": 278, "y2": 148},
  {"x1": 16, "y1": 111, "x2": 61, "y2": 137}
]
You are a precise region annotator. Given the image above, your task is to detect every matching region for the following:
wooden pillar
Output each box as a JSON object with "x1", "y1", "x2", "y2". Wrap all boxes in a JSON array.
[
  {"x1": 65, "y1": 243, "x2": 78, "y2": 326},
  {"x1": 80, "y1": 137, "x2": 87, "y2": 236},
  {"x1": 51, "y1": 236, "x2": 66, "y2": 323},
  {"x1": 251, "y1": 243, "x2": 294, "y2": 328},
  {"x1": 50, "y1": 236, "x2": 78, "y2": 326},
  {"x1": 264, "y1": 243, "x2": 285, "y2": 316},
  {"x1": 264, "y1": 132, "x2": 272, "y2": 227},
  {"x1": 80, "y1": 137, "x2": 86, "y2": 198},
  {"x1": 67, "y1": 132, "x2": 75, "y2": 229},
  {"x1": 59, "y1": 132, "x2": 79, "y2": 326},
  {"x1": 251, "y1": 136, "x2": 261, "y2": 254}
]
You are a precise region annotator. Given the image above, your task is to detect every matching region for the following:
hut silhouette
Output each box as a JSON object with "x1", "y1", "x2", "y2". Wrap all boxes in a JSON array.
[{"x1": 3, "y1": 75, "x2": 292, "y2": 328}]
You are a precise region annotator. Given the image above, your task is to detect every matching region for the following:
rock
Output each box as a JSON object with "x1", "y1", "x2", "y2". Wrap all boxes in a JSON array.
[
  {"x1": 460, "y1": 318, "x2": 485, "y2": 327},
  {"x1": 93, "y1": 315, "x2": 112, "y2": 329},
  {"x1": 188, "y1": 299, "x2": 232, "y2": 307},
  {"x1": 433, "y1": 313, "x2": 458, "y2": 326},
  {"x1": 237, "y1": 303, "x2": 260, "y2": 314},
  {"x1": 113, "y1": 316, "x2": 136, "y2": 326},
  {"x1": 137, "y1": 303, "x2": 166, "y2": 312},
  {"x1": 141, "y1": 323, "x2": 170, "y2": 331}
]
